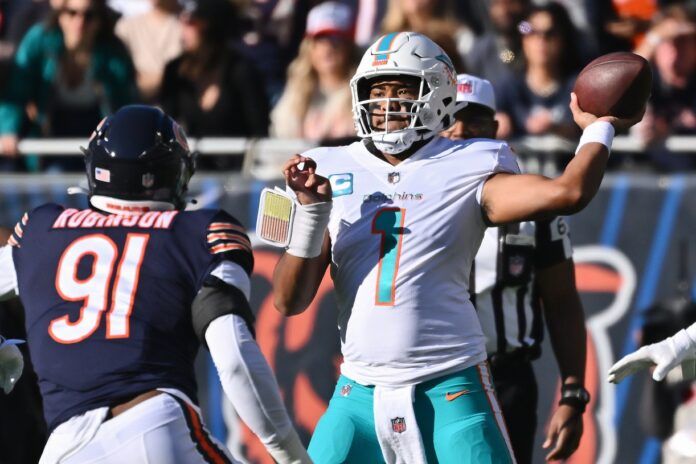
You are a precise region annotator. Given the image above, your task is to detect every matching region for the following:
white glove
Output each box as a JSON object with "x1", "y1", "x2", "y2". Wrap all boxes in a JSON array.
[
  {"x1": 608, "y1": 327, "x2": 696, "y2": 383},
  {"x1": 0, "y1": 337, "x2": 24, "y2": 394}
]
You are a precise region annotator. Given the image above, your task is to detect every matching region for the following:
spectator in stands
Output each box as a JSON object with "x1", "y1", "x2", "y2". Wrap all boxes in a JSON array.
[
  {"x1": 159, "y1": 0, "x2": 269, "y2": 169},
  {"x1": 495, "y1": 2, "x2": 582, "y2": 140},
  {"x1": 599, "y1": 0, "x2": 656, "y2": 54},
  {"x1": 4, "y1": 0, "x2": 63, "y2": 52},
  {"x1": 270, "y1": 2, "x2": 358, "y2": 143},
  {"x1": 380, "y1": 0, "x2": 468, "y2": 71},
  {"x1": 0, "y1": 0, "x2": 136, "y2": 171},
  {"x1": 116, "y1": 0, "x2": 182, "y2": 102},
  {"x1": 353, "y1": 0, "x2": 389, "y2": 47},
  {"x1": 236, "y1": 0, "x2": 310, "y2": 106},
  {"x1": 632, "y1": 4, "x2": 696, "y2": 171},
  {"x1": 466, "y1": 0, "x2": 530, "y2": 89}
]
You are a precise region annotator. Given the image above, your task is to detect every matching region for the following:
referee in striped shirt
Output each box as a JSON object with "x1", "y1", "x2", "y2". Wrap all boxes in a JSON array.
[{"x1": 443, "y1": 74, "x2": 589, "y2": 464}]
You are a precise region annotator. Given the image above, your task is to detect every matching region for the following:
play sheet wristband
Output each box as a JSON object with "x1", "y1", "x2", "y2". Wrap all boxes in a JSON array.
[{"x1": 256, "y1": 187, "x2": 331, "y2": 258}]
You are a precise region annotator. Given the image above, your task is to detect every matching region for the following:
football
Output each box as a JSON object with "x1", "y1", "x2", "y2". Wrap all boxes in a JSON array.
[{"x1": 573, "y1": 52, "x2": 652, "y2": 118}]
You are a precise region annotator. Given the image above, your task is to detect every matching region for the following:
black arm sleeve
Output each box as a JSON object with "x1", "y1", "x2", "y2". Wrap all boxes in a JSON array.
[{"x1": 191, "y1": 275, "x2": 256, "y2": 343}]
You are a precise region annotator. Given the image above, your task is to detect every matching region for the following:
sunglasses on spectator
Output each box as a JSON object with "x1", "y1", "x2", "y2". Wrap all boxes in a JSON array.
[
  {"x1": 518, "y1": 21, "x2": 560, "y2": 39},
  {"x1": 61, "y1": 8, "x2": 96, "y2": 20}
]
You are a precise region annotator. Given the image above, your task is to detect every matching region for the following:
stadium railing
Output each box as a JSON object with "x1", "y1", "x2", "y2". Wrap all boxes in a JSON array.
[{"x1": 10, "y1": 135, "x2": 695, "y2": 179}]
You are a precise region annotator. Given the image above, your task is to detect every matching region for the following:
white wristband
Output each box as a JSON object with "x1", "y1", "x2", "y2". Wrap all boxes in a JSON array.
[
  {"x1": 286, "y1": 201, "x2": 332, "y2": 258},
  {"x1": 575, "y1": 121, "x2": 615, "y2": 155}
]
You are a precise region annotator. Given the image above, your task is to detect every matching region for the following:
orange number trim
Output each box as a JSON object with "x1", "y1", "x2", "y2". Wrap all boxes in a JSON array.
[
  {"x1": 50, "y1": 233, "x2": 150, "y2": 344},
  {"x1": 50, "y1": 234, "x2": 118, "y2": 344},
  {"x1": 371, "y1": 207, "x2": 406, "y2": 306},
  {"x1": 106, "y1": 233, "x2": 150, "y2": 339}
]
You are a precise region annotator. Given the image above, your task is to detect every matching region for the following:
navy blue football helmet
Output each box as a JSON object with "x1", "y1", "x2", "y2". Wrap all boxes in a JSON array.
[{"x1": 84, "y1": 105, "x2": 196, "y2": 211}]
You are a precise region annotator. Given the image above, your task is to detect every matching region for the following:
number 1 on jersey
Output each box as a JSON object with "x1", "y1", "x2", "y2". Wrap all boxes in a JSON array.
[{"x1": 372, "y1": 208, "x2": 405, "y2": 306}]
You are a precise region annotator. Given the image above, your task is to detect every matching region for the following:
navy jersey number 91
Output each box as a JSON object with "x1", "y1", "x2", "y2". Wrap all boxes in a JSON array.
[{"x1": 8, "y1": 203, "x2": 253, "y2": 432}]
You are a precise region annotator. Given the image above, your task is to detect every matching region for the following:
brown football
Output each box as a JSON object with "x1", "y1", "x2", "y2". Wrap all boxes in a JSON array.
[{"x1": 573, "y1": 52, "x2": 652, "y2": 118}]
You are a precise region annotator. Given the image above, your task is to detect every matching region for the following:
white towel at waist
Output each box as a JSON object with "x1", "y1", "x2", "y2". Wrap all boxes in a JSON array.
[{"x1": 373, "y1": 384, "x2": 427, "y2": 464}]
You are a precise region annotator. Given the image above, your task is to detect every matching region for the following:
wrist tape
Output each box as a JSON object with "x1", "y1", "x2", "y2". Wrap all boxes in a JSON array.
[
  {"x1": 286, "y1": 201, "x2": 332, "y2": 258},
  {"x1": 575, "y1": 121, "x2": 615, "y2": 155},
  {"x1": 256, "y1": 187, "x2": 331, "y2": 258}
]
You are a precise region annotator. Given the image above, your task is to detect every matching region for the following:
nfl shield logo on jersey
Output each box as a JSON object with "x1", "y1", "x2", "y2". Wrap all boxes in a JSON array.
[
  {"x1": 387, "y1": 172, "x2": 400, "y2": 184},
  {"x1": 340, "y1": 384, "x2": 352, "y2": 397},
  {"x1": 391, "y1": 417, "x2": 406, "y2": 433}
]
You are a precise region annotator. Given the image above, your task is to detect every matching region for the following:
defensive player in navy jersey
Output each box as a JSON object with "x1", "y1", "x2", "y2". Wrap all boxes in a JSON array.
[{"x1": 0, "y1": 106, "x2": 310, "y2": 464}]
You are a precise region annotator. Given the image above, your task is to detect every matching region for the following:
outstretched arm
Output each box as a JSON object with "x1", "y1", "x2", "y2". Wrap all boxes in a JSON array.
[
  {"x1": 206, "y1": 314, "x2": 311, "y2": 463},
  {"x1": 537, "y1": 258, "x2": 586, "y2": 461},
  {"x1": 272, "y1": 155, "x2": 333, "y2": 316},
  {"x1": 608, "y1": 322, "x2": 696, "y2": 383},
  {"x1": 481, "y1": 94, "x2": 644, "y2": 225},
  {"x1": 193, "y1": 266, "x2": 311, "y2": 464}
]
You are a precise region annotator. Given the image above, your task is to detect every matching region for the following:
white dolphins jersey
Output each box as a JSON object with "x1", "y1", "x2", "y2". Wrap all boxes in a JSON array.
[{"x1": 304, "y1": 136, "x2": 520, "y2": 386}]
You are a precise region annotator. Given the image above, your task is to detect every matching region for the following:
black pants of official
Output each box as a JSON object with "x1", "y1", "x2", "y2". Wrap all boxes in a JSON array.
[{"x1": 490, "y1": 359, "x2": 538, "y2": 464}]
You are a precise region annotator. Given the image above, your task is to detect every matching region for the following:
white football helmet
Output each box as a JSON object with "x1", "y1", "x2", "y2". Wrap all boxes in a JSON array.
[{"x1": 350, "y1": 32, "x2": 457, "y2": 154}]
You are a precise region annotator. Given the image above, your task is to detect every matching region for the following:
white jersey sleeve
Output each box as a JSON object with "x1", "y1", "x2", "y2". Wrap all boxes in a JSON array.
[
  {"x1": 475, "y1": 141, "x2": 521, "y2": 205},
  {"x1": 0, "y1": 246, "x2": 18, "y2": 301}
]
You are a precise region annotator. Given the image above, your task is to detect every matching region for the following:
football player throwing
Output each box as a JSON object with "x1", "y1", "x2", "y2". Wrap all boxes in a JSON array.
[{"x1": 267, "y1": 32, "x2": 643, "y2": 464}]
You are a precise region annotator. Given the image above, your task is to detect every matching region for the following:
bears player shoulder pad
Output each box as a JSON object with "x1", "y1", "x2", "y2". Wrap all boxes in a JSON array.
[{"x1": 206, "y1": 210, "x2": 254, "y2": 275}]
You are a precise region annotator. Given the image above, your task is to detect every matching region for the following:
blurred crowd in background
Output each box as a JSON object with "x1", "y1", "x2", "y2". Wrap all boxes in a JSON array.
[{"x1": 0, "y1": 0, "x2": 696, "y2": 172}]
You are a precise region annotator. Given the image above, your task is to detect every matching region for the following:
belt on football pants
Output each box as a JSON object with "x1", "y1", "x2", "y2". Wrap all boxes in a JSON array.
[
  {"x1": 106, "y1": 390, "x2": 163, "y2": 420},
  {"x1": 488, "y1": 345, "x2": 541, "y2": 369}
]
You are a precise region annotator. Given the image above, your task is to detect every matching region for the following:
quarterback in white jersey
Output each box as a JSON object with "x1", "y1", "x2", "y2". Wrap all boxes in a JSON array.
[
  {"x1": 269, "y1": 32, "x2": 643, "y2": 464},
  {"x1": 304, "y1": 136, "x2": 519, "y2": 387}
]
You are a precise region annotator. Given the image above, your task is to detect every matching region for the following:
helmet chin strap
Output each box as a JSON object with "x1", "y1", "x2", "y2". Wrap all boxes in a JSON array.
[
  {"x1": 89, "y1": 195, "x2": 176, "y2": 214},
  {"x1": 371, "y1": 130, "x2": 417, "y2": 154}
]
